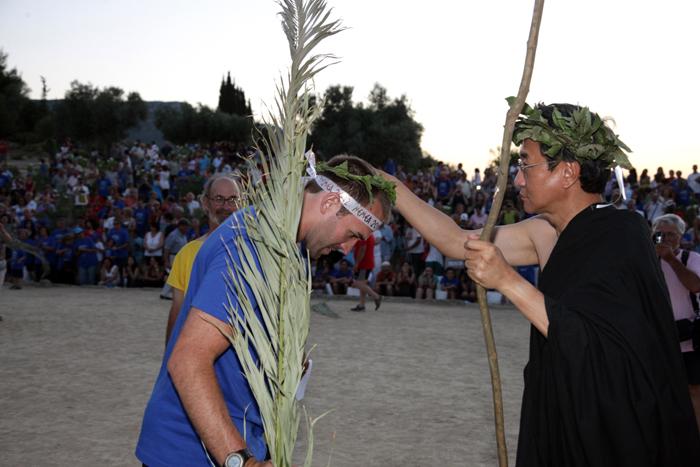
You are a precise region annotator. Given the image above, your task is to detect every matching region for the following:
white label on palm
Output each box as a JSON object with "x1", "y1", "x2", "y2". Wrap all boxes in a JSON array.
[{"x1": 295, "y1": 359, "x2": 313, "y2": 401}]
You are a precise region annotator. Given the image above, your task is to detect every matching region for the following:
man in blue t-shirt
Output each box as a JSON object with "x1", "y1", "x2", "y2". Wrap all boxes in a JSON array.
[
  {"x1": 133, "y1": 201, "x2": 150, "y2": 236},
  {"x1": 96, "y1": 172, "x2": 112, "y2": 198},
  {"x1": 329, "y1": 258, "x2": 354, "y2": 295},
  {"x1": 107, "y1": 222, "x2": 130, "y2": 267},
  {"x1": 136, "y1": 155, "x2": 392, "y2": 467},
  {"x1": 434, "y1": 165, "x2": 454, "y2": 204},
  {"x1": 75, "y1": 233, "x2": 99, "y2": 285}
]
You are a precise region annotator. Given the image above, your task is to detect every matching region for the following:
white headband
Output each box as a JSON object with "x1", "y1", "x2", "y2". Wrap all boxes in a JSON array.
[{"x1": 305, "y1": 150, "x2": 383, "y2": 231}]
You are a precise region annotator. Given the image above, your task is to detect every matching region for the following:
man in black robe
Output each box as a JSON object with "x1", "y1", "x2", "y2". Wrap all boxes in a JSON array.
[{"x1": 388, "y1": 102, "x2": 700, "y2": 466}]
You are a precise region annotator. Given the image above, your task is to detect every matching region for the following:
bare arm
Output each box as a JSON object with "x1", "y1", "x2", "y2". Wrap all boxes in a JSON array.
[
  {"x1": 671, "y1": 259, "x2": 700, "y2": 293},
  {"x1": 165, "y1": 287, "x2": 185, "y2": 346},
  {"x1": 465, "y1": 236, "x2": 549, "y2": 336},
  {"x1": 388, "y1": 172, "x2": 555, "y2": 267},
  {"x1": 392, "y1": 176, "x2": 468, "y2": 259},
  {"x1": 658, "y1": 248, "x2": 700, "y2": 294},
  {"x1": 167, "y1": 308, "x2": 269, "y2": 466},
  {"x1": 499, "y1": 267, "x2": 549, "y2": 336}
]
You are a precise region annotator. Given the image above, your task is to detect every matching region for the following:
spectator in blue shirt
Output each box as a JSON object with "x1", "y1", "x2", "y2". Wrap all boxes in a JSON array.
[
  {"x1": 440, "y1": 267, "x2": 460, "y2": 300},
  {"x1": 434, "y1": 165, "x2": 454, "y2": 204},
  {"x1": 37, "y1": 225, "x2": 57, "y2": 273},
  {"x1": 55, "y1": 231, "x2": 77, "y2": 284},
  {"x1": 329, "y1": 259, "x2": 353, "y2": 295},
  {"x1": 76, "y1": 232, "x2": 99, "y2": 285},
  {"x1": 96, "y1": 172, "x2": 112, "y2": 198},
  {"x1": 7, "y1": 229, "x2": 31, "y2": 289},
  {"x1": 133, "y1": 201, "x2": 150, "y2": 236},
  {"x1": 107, "y1": 222, "x2": 130, "y2": 267}
]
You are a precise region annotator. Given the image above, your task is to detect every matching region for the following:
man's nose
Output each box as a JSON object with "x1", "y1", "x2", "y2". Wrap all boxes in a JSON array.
[
  {"x1": 340, "y1": 239, "x2": 358, "y2": 255},
  {"x1": 514, "y1": 168, "x2": 526, "y2": 187}
]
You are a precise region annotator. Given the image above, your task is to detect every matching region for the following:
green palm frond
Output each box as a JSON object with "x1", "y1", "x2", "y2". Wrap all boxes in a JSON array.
[{"x1": 219, "y1": 1, "x2": 344, "y2": 466}]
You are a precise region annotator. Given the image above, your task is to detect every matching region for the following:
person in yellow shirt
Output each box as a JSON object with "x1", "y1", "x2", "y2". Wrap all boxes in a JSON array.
[{"x1": 164, "y1": 173, "x2": 242, "y2": 344}]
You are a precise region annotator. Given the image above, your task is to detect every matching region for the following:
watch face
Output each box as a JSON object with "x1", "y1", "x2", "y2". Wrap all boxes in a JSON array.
[{"x1": 225, "y1": 453, "x2": 244, "y2": 467}]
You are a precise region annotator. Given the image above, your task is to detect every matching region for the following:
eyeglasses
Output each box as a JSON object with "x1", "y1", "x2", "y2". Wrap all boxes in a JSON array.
[
  {"x1": 516, "y1": 159, "x2": 558, "y2": 173},
  {"x1": 207, "y1": 195, "x2": 238, "y2": 206}
]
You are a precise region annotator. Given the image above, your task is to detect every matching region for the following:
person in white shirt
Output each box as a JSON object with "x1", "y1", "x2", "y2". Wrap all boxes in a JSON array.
[
  {"x1": 653, "y1": 214, "x2": 700, "y2": 431},
  {"x1": 645, "y1": 189, "x2": 666, "y2": 222},
  {"x1": 472, "y1": 168, "x2": 482, "y2": 185},
  {"x1": 404, "y1": 224, "x2": 424, "y2": 276},
  {"x1": 185, "y1": 192, "x2": 201, "y2": 215},
  {"x1": 74, "y1": 181, "x2": 90, "y2": 207},
  {"x1": 158, "y1": 163, "x2": 171, "y2": 199}
]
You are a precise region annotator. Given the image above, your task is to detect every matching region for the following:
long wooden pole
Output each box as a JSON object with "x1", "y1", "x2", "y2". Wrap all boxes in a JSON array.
[{"x1": 476, "y1": 2, "x2": 545, "y2": 466}]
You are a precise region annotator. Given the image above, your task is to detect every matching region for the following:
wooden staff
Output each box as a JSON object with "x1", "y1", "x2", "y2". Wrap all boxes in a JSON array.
[{"x1": 476, "y1": 1, "x2": 545, "y2": 466}]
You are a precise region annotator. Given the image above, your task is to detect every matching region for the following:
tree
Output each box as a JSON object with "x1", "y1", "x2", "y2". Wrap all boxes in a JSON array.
[
  {"x1": 217, "y1": 72, "x2": 252, "y2": 116},
  {"x1": 309, "y1": 83, "x2": 424, "y2": 170},
  {"x1": 155, "y1": 102, "x2": 253, "y2": 145},
  {"x1": 0, "y1": 50, "x2": 32, "y2": 138},
  {"x1": 54, "y1": 81, "x2": 147, "y2": 150}
]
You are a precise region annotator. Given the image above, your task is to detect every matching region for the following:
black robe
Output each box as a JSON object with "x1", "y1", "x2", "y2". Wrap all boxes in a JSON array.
[{"x1": 517, "y1": 205, "x2": 700, "y2": 467}]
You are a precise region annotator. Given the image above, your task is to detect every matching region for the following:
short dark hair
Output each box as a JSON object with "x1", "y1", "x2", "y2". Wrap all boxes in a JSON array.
[
  {"x1": 537, "y1": 103, "x2": 610, "y2": 194},
  {"x1": 305, "y1": 155, "x2": 391, "y2": 222}
]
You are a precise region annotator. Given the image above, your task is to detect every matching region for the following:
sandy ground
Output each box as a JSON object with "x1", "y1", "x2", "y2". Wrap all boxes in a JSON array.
[{"x1": 0, "y1": 285, "x2": 530, "y2": 466}]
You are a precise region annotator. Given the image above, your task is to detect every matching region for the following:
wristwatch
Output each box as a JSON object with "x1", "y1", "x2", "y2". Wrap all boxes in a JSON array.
[{"x1": 224, "y1": 448, "x2": 252, "y2": 467}]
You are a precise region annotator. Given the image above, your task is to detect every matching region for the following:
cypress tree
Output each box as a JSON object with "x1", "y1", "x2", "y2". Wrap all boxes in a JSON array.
[{"x1": 217, "y1": 71, "x2": 251, "y2": 116}]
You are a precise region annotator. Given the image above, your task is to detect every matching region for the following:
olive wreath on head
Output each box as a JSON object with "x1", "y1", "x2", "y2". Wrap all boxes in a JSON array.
[
  {"x1": 508, "y1": 97, "x2": 633, "y2": 170},
  {"x1": 315, "y1": 160, "x2": 397, "y2": 205}
]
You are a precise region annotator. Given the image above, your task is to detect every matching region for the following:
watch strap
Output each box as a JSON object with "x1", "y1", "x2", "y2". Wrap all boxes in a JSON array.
[{"x1": 224, "y1": 448, "x2": 252, "y2": 467}]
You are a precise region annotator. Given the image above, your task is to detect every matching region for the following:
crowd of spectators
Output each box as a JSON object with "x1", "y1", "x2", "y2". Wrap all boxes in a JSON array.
[
  {"x1": 310, "y1": 160, "x2": 700, "y2": 303},
  {"x1": 0, "y1": 141, "x2": 699, "y2": 301},
  {"x1": 0, "y1": 140, "x2": 253, "y2": 289}
]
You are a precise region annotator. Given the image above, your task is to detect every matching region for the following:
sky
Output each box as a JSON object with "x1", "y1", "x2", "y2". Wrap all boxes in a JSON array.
[{"x1": 1, "y1": 0, "x2": 699, "y2": 174}]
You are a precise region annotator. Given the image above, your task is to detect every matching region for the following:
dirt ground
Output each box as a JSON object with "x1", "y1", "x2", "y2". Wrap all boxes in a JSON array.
[{"x1": 0, "y1": 285, "x2": 530, "y2": 466}]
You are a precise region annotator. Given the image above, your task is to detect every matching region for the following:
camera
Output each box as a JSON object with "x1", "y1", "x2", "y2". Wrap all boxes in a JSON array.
[{"x1": 653, "y1": 232, "x2": 665, "y2": 244}]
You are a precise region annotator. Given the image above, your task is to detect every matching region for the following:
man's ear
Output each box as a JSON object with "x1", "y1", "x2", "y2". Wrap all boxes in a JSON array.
[
  {"x1": 561, "y1": 161, "x2": 581, "y2": 189},
  {"x1": 319, "y1": 192, "x2": 342, "y2": 215}
]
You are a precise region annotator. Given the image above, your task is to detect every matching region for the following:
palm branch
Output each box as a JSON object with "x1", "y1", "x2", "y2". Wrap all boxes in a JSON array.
[{"x1": 218, "y1": 1, "x2": 343, "y2": 466}]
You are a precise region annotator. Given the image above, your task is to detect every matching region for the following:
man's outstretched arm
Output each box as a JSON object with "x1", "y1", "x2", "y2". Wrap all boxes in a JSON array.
[{"x1": 385, "y1": 172, "x2": 552, "y2": 267}]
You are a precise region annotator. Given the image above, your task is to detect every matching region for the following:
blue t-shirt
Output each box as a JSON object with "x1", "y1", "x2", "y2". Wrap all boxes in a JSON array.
[
  {"x1": 75, "y1": 237, "x2": 99, "y2": 268},
  {"x1": 51, "y1": 228, "x2": 70, "y2": 243},
  {"x1": 97, "y1": 177, "x2": 112, "y2": 198},
  {"x1": 57, "y1": 241, "x2": 75, "y2": 270},
  {"x1": 9, "y1": 248, "x2": 26, "y2": 271},
  {"x1": 136, "y1": 208, "x2": 267, "y2": 466},
  {"x1": 440, "y1": 275, "x2": 460, "y2": 289},
  {"x1": 134, "y1": 207, "x2": 150, "y2": 234},
  {"x1": 108, "y1": 227, "x2": 129, "y2": 258},
  {"x1": 436, "y1": 178, "x2": 453, "y2": 199},
  {"x1": 331, "y1": 267, "x2": 353, "y2": 280},
  {"x1": 199, "y1": 156, "x2": 210, "y2": 172},
  {"x1": 38, "y1": 235, "x2": 57, "y2": 266}
]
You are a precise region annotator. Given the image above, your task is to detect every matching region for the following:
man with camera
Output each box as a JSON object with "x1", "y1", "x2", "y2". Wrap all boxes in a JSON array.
[{"x1": 653, "y1": 213, "x2": 700, "y2": 430}]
